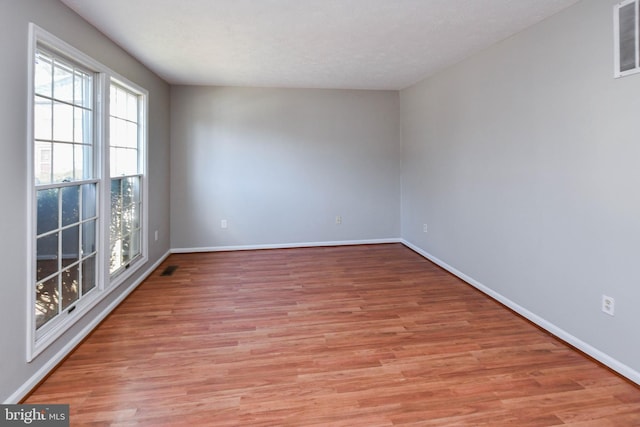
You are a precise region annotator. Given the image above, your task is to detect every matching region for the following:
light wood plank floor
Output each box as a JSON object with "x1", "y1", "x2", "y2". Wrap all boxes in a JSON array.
[{"x1": 25, "y1": 244, "x2": 640, "y2": 426}]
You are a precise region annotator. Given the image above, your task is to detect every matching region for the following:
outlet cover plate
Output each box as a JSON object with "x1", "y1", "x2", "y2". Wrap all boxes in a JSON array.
[{"x1": 602, "y1": 295, "x2": 615, "y2": 316}]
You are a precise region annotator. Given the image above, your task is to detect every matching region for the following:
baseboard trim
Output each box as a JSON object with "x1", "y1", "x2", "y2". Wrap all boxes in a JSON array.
[
  {"x1": 171, "y1": 238, "x2": 401, "y2": 253},
  {"x1": 401, "y1": 239, "x2": 640, "y2": 386},
  {"x1": 6, "y1": 250, "x2": 172, "y2": 404}
]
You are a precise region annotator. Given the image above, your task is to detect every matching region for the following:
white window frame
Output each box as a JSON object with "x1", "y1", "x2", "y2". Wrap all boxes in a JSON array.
[
  {"x1": 27, "y1": 24, "x2": 148, "y2": 361},
  {"x1": 614, "y1": 0, "x2": 640, "y2": 78}
]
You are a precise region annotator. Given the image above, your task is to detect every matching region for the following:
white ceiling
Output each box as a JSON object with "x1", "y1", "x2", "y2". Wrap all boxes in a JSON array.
[{"x1": 60, "y1": 0, "x2": 581, "y2": 90}]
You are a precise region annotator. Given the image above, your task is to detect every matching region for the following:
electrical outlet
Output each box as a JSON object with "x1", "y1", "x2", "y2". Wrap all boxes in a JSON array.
[
  {"x1": 423, "y1": 223, "x2": 428, "y2": 233},
  {"x1": 335, "y1": 215, "x2": 342, "y2": 225},
  {"x1": 154, "y1": 230, "x2": 159, "y2": 241},
  {"x1": 602, "y1": 295, "x2": 615, "y2": 316},
  {"x1": 221, "y1": 219, "x2": 228, "y2": 229}
]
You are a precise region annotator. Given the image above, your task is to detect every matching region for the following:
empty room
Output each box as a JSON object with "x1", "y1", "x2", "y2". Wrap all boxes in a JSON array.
[{"x1": 1, "y1": 0, "x2": 640, "y2": 425}]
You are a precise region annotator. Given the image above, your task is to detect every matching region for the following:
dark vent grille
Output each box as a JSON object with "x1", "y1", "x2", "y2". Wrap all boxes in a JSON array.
[
  {"x1": 160, "y1": 265, "x2": 179, "y2": 276},
  {"x1": 615, "y1": 0, "x2": 640, "y2": 77}
]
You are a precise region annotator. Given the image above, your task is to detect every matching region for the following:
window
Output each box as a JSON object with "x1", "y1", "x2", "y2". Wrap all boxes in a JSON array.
[
  {"x1": 614, "y1": 0, "x2": 640, "y2": 77},
  {"x1": 28, "y1": 24, "x2": 147, "y2": 359},
  {"x1": 32, "y1": 46, "x2": 99, "y2": 336},
  {"x1": 109, "y1": 82, "x2": 144, "y2": 276}
]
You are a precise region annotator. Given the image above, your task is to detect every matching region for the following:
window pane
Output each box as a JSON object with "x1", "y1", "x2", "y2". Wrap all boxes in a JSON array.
[
  {"x1": 133, "y1": 202, "x2": 140, "y2": 229},
  {"x1": 53, "y1": 60, "x2": 73, "y2": 103},
  {"x1": 35, "y1": 51, "x2": 53, "y2": 97},
  {"x1": 133, "y1": 176, "x2": 141, "y2": 200},
  {"x1": 121, "y1": 205, "x2": 133, "y2": 237},
  {"x1": 61, "y1": 225, "x2": 79, "y2": 268},
  {"x1": 82, "y1": 256, "x2": 96, "y2": 294},
  {"x1": 35, "y1": 141, "x2": 53, "y2": 185},
  {"x1": 122, "y1": 235, "x2": 131, "y2": 264},
  {"x1": 37, "y1": 233, "x2": 58, "y2": 281},
  {"x1": 127, "y1": 93, "x2": 138, "y2": 122},
  {"x1": 110, "y1": 239, "x2": 122, "y2": 273},
  {"x1": 74, "y1": 107, "x2": 92, "y2": 143},
  {"x1": 109, "y1": 147, "x2": 118, "y2": 177},
  {"x1": 125, "y1": 121, "x2": 138, "y2": 149},
  {"x1": 123, "y1": 148, "x2": 138, "y2": 175},
  {"x1": 131, "y1": 230, "x2": 141, "y2": 259},
  {"x1": 123, "y1": 177, "x2": 136, "y2": 207},
  {"x1": 74, "y1": 70, "x2": 92, "y2": 107},
  {"x1": 34, "y1": 96, "x2": 52, "y2": 141},
  {"x1": 111, "y1": 178, "x2": 122, "y2": 200},
  {"x1": 110, "y1": 220, "x2": 119, "y2": 244},
  {"x1": 37, "y1": 188, "x2": 59, "y2": 235},
  {"x1": 82, "y1": 219, "x2": 96, "y2": 255},
  {"x1": 53, "y1": 101, "x2": 73, "y2": 142},
  {"x1": 61, "y1": 265, "x2": 79, "y2": 310},
  {"x1": 61, "y1": 185, "x2": 79, "y2": 226},
  {"x1": 36, "y1": 276, "x2": 59, "y2": 329},
  {"x1": 110, "y1": 85, "x2": 116, "y2": 115},
  {"x1": 110, "y1": 118, "x2": 139, "y2": 149},
  {"x1": 111, "y1": 147, "x2": 138, "y2": 176},
  {"x1": 110, "y1": 119, "x2": 120, "y2": 147},
  {"x1": 73, "y1": 143, "x2": 93, "y2": 181},
  {"x1": 111, "y1": 178, "x2": 122, "y2": 237},
  {"x1": 116, "y1": 87, "x2": 127, "y2": 119},
  {"x1": 82, "y1": 183, "x2": 97, "y2": 219},
  {"x1": 52, "y1": 142, "x2": 74, "y2": 182},
  {"x1": 73, "y1": 144, "x2": 84, "y2": 181}
]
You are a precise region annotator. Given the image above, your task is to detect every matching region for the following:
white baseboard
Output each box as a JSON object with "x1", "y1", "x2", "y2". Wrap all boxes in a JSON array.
[
  {"x1": 171, "y1": 238, "x2": 401, "y2": 253},
  {"x1": 6, "y1": 250, "x2": 171, "y2": 404},
  {"x1": 401, "y1": 239, "x2": 640, "y2": 386}
]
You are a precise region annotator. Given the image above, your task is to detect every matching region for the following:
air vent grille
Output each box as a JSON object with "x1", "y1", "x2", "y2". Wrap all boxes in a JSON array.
[
  {"x1": 615, "y1": 0, "x2": 640, "y2": 77},
  {"x1": 160, "y1": 265, "x2": 179, "y2": 276}
]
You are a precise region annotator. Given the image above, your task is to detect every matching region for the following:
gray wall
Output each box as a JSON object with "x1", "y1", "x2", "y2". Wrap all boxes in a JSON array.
[
  {"x1": 400, "y1": 0, "x2": 640, "y2": 377},
  {"x1": 0, "y1": 0, "x2": 171, "y2": 402},
  {"x1": 170, "y1": 86, "x2": 400, "y2": 249},
  {"x1": 4, "y1": 0, "x2": 639, "y2": 402}
]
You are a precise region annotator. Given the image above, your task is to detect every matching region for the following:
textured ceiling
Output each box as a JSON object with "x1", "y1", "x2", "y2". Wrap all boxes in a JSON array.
[{"x1": 60, "y1": 0, "x2": 580, "y2": 90}]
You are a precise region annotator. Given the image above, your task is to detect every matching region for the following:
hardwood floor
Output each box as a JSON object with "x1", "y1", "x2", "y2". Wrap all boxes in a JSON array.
[{"x1": 25, "y1": 244, "x2": 640, "y2": 426}]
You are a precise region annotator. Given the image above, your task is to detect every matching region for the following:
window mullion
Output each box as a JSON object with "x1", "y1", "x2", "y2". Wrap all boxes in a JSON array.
[{"x1": 98, "y1": 73, "x2": 110, "y2": 289}]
